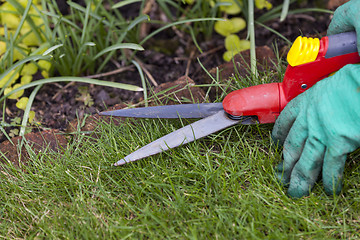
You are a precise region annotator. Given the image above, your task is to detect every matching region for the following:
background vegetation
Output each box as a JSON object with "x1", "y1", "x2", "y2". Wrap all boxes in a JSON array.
[{"x1": 0, "y1": 0, "x2": 359, "y2": 239}]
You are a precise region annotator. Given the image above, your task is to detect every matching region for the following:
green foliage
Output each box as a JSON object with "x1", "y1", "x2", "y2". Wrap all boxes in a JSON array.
[
  {"x1": 0, "y1": 0, "x2": 51, "y2": 120},
  {"x1": 0, "y1": 0, "x2": 146, "y2": 136},
  {"x1": 180, "y1": 0, "x2": 275, "y2": 62},
  {"x1": 43, "y1": 0, "x2": 146, "y2": 76},
  {"x1": 76, "y1": 86, "x2": 94, "y2": 107},
  {"x1": 0, "y1": 1, "x2": 354, "y2": 237}
]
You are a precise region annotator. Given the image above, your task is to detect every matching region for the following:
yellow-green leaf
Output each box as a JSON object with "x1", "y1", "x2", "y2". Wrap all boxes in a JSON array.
[
  {"x1": 225, "y1": 34, "x2": 250, "y2": 51},
  {"x1": 0, "y1": 41, "x2": 5, "y2": 55},
  {"x1": 21, "y1": 75, "x2": 33, "y2": 85},
  {"x1": 22, "y1": 31, "x2": 42, "y2": 46},
  {"x1": 28, "y1": 110, "x2": 35, "y2": 123},
  {"x1": 214, "y1": 18, "x2": 246, "y2": 37},
  {"x1": 255, "y1": 0, "x2": 272, "y2": 10},
  {"x1": 13, "y1": 48, "x2": 25, "y2": 61},
  {"x1": 8, "y1": 84, "x2": 24, "y2": 99},
  {"x1": 214, "y1": 19, "x2": 234, "y2": 37},
  {"x1": 4, "y1": 88, "x2": 12, "y2": 97},
  {"x1": 223, "y1": 35, "x2": 250, "y2": 61},
  {"x1": 231, "y1": 17, "x2": 246, "y2": 33},
  {"x1": 21, "y1": 63, "x2": 38, "y2": 76},
  {"x1": 1, "y1": 13, "x2": 20, "y2": 29},
  {"x1": 41, "y1": 70, "x2": 49, "y2": 78},
  {"x1": 38, "y1": 60, "x2": 51, "y2": 71},
  {"x1": 219, "y1": 0, "x2": 242, "y2": 15},
  {"x1": 225, "y1": 34, "x2": 241, "y2": 51},
  {"x1": 0, "y1": 2, "x2": 20, "y2": 29},
  {"x1": 0, "y1": 70, "x2": 19, "y2": 88},
  {"x1": 184, "y1": 0, "x2": 195, "y2": 4},
  {"x1": 16, "y1": 97, "x2": 29, "y2": 110},
  {"x1": 223, "y1": 51, "x2": 235, "y2": 62}
]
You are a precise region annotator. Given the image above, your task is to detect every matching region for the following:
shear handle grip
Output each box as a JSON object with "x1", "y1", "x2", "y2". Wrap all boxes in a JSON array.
[
  {"x1": 223, "y1": 31, "x2": 360, "y2": 124},
  {"x1": 326, "y1": 31, "x2": 358, "y2": 58},
  {"x1": 281, "y1": 31, "x2": 360, "y2": 105}
]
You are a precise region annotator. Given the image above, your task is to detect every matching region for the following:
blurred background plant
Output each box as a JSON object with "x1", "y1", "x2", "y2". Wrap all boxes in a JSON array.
[
  {"x1": 178, "y1": 0, "x2": 331, "y2": 77},
  {"x1": 44, "y1": 0, "x2": 148, "y2": 76},
  {"x1": 0, "y1": 0, "x2": 146, "y2": 138},
  {"x1": 0, "y1": 0, "x2": 332, "y2": 139},
  {"x1": 0, "y1": 0, "x2": 50, "y2": 124},
  {"x1": 0, "y1": 0, "x2": 223, "y2": 138},
  {"x1": 178, "y1": 0, "x2": 273, "y2": 62}
]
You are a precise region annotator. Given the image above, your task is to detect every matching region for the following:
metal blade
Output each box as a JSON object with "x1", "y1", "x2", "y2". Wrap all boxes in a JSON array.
[
  {"x1": 100, "y1": 103, "x2": 224, "y2": 119},
  {"x1": 114, "y1": 110, "x2": 256, "y2": 166}
]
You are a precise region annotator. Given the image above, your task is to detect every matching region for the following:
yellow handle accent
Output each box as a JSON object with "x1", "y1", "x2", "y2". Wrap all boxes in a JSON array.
[{"x1": 287, "y1": 36, "x2": 320, "y2": 67}]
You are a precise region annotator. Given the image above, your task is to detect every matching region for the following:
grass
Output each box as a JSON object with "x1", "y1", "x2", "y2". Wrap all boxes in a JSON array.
[
  {"x1": 1, "y1": 115, "x2": 360, "y2": 238},
  {"x1": 1, "y1": 0, "x2": 359, "y2": 239},
  {"x1": 1, "y1": 61, "x2": 360, "y2": 238}
]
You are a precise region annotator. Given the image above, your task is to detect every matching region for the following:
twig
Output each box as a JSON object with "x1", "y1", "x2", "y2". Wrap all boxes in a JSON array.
[
  {"x1": 185, "y1": 48, "x2": 196, "y2": 78},
  {"x1": 51, "y1": 81, "x2": 75, "y2": 101},
  {"x1": 197, "y1": 45, "x2": 224, "y2": 58},
  {"x1": 86, "y1": 65, "x2": 134, "y2": 79},
  {"x1": 174, "y1": 45, "x2": 224, "y2": 62},
  {"x1": 110, "y1": 59, "x2": 122, "y2": 69},
  {"x1": 142, "y1": 0, "x2": 155, "y2": 14}
]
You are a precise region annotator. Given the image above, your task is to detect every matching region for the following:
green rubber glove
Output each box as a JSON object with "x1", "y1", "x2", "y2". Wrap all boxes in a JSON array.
[
  {"x1": 272, "y1": 64, "x2": 360, "y2": 198},
  {"x1": 327, "y1": 0, "x2": 360, "y2": 53}
]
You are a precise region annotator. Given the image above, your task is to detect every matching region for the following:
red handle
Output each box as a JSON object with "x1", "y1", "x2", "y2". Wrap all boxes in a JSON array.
[{"x1": 223, "y1": 32, "x2": 360, "y2": 123}]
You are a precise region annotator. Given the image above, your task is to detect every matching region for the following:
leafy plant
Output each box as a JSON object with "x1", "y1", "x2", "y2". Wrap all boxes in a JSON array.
[
  {"x1": 0, "y1": 0, "x2": 50, "y2": 120},
  {"x1": 179, "y1": 0, "x2": 273, "y2": 62},
  {"x1": 0, "y1": 0, "x2": 146, "y2": 137},
  {"x1": 42, "y1": 0, "x2": 148, "y2": 76},
  {"x1": 76, "y1": 86, "x2": 94, "y2": 107}
]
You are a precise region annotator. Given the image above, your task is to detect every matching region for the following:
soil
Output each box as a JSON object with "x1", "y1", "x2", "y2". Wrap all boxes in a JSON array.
[
  {"x1": 35, "y1": 0, "x2": 333, "y2": 130},
  {"x1": 0, "y1": 0, "x2": 347, "y2": 163}
]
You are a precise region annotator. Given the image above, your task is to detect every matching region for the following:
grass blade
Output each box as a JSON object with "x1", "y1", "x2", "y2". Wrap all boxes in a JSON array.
[
  {"x1": 132, "y1": 60, "x2": 148, "y2": 107},
  {"x1": 280, "y1": 0, "x2": 290, "y2": 21},
  {"x1": 127, "y1": 15, "x2": 150, "y2": 31},
  {"x1": 19, "y1": 84, "x2": 42, "y2": 137},
  {"x1": 248, "y1": 0, "x2": 257, "y2": 78},
  {"x1": 112, "y1": 0, "x2": 143, "y2": 9},
  {"x1": 93, "y1": 43, "x2": 144, "y2": 60},
  {"x1": 140, "y1": 18, "x2": 223, "y2": 46},
  {"x1": 0, "y1": 76, "x2": 143, "y2": 104},
  {"x1": 42, "y1": 44, "x2": 64, "y2": 56}
]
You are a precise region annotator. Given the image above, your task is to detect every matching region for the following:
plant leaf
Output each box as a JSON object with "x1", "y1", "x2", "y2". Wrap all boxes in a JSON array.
[
  {"x1": 0, "y1": 76, "x2": 143, "y2": 104},
  {"x1": 112, "y1": 0, "x2": 142, "y2": 9},
  {"x1": 42, "y1": 44, "x2": 64, "y2": 56},
  {"x1": 93, "y1": 43, "x2": 144, "y2": 60}
]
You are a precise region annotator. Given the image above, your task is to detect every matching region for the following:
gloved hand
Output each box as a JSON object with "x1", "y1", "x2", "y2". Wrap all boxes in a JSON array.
[
  {"x1": 327, "y1": 0, "x2": 360, "y2": 53},
  {"x1": 272, "y1": 64, "x2": 360, "y2": 198}
]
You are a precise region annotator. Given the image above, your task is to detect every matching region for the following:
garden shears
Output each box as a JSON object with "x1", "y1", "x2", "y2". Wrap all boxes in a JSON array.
[{"x1": 101, "y1": 32, "x2": 360, "y2": 166}]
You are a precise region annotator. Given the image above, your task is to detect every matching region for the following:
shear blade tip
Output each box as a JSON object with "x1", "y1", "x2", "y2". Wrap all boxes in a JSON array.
[
  {"x1": 99, "y1": 111, "x2": 110, "y2": 116},
  {"x1": 114, "y1": 159, "x2": 127, "y2": 166}
]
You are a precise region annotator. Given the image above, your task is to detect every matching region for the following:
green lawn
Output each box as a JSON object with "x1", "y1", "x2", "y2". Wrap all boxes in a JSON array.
[
  {"x1": 1, "y1": 116, "x2": 359, "y2": 239},
  {"x1": 1, "y1": 0, "x2": 358, "y2": 239}
]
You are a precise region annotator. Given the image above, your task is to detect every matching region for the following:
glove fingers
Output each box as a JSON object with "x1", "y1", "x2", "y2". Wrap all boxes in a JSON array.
[
  {"x1": 326, "y1": 0, "x2": 360, "y2": 54},
  {"x1": 272, "y1": 96, "x2": 302, "y2": 146},
  {"x1": 276, "y1": 117, "x2": 308, "y2": 186},
  {"x1": 287, "y1": 137, "x2": 325, "y2": 198},
  {"x1": 322, "y1": 148, "x2": 347, "y2": 195},
  {"x1": 327, "y1": 1, "x2": 356, "y2": 35}
]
